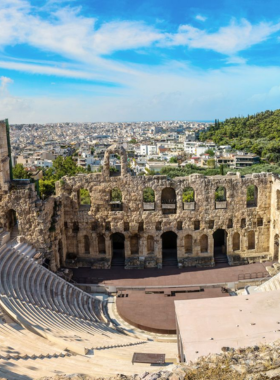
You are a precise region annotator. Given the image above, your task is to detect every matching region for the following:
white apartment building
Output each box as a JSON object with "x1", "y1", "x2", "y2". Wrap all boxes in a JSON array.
[{"x1": 140, "y1": 145, "x2": 157, "y2": 156}]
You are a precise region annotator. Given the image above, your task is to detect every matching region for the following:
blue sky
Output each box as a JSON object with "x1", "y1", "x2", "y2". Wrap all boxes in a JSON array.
[{"x1": 0, "y1": 0, "x2": 280, "y2": 123}]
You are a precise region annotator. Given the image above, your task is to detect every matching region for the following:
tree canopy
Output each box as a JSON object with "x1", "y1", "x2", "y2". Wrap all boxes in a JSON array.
[
  {"x1": 200, "y1": 109, "x2": 280, "y2": 162},
  {"x1": 13, "y1": 164, "x2": 31, "y2": 179}
]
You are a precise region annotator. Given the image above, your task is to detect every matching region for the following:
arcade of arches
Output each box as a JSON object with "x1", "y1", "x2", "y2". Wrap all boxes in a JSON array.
[{"x1": 1, "y1": 143, "x2": 280, "y2": 271}]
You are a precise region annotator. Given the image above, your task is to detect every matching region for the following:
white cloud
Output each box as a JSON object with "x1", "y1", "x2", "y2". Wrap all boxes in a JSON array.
[
  {"x1": 164, "y1": 19, "x2": 280, "y2": 55},
  {"x1": 0, "y1": 60, "x2": 98, "y2": 80},
  {"x1": 195, "y1": 14, "x2": 207, "y2": 22},
  {"x1": 0, "y1": 76, "x2": 13, "y2": 91},
  {"x1": 1, "y1": 63, "x2": 280, "y2": 123}
]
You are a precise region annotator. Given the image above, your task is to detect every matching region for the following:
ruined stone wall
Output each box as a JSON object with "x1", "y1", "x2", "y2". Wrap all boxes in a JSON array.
[
  {"x1": 0, "y1": 183, "x2": 54, "y2": 258},
  {"x1": 270, "y1": 176, "x2": 280, "y2": 261},
  {"x1": 0, "y1": 120, "x2": 11, "y2": 193},
  {"x1": 0, "y1": 142, "x2": 277, "y2": 271},
  {"x1": 54, "y1": 145, "x2": 273, "y2": 269}
]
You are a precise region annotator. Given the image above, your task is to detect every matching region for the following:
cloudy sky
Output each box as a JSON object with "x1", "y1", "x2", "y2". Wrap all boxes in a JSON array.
[{"x1": 1, "y1": 0, "x2": 280, "y2": 123}]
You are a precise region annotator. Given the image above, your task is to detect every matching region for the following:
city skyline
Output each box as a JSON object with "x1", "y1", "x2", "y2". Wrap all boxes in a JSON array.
[{"x1": 0, "y1": 0, "x2": 280, "y2": 123}]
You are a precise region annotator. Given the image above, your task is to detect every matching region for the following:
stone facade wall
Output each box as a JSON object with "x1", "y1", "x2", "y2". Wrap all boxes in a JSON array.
[
  {"x1": 0, "y1": 140, "x2": 278, "y2": 271},
  {"x1": 54, "y1": 144, "x2": 274, "y2": 270}
]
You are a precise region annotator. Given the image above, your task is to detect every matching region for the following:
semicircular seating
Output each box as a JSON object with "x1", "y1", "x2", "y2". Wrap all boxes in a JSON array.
[{"x1": 0, "y1": 241, "x2": 177, "y2": 377}]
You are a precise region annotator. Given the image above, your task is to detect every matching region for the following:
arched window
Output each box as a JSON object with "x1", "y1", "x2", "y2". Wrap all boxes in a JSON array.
[
  {"x1": 130, "y1": 235, "x2": 139, "y2": 255},
  {"x1": 84, "y1": 235, "x2": 90, "y2": 254},
  {"x1": 147, "y1": 236, "x2": 154, "y2": 254},
  {"x1": 247, "y1": 185, "x2": 258, "y2": 208},
  {"x1": 110, "y1": 188, "x2": 122, "y2": 211},
  {"x1": 182, "y1": 187, "x2": 195, "y2": 202},
  {"x1": 215, "y1": 186, "x2": 226, "y2": 201},
  {"x1": 143, "y1": 187, "x2": 155, "y2": 210},
  {"x1": 161, "y1": 187, "x2": 176, "y2": 214},
  {"x1": 111, "y1": 188, "x2": 122, "y2": 201},
  {"x1": 161, "y1": 187, "x2": 176, "y2": 204},
  {"x1": 200, "y1": 235, "x2": 208, "y2": 253},
  {"x1": 184, "y1": 235, "x2": 192, "y2": 254},
  {"x1": 143, "y1": 187, "x2": 155, "y2": 202},
  {"x1": 103, "y1": 145, "x2": 128, "y2": 177},
  {"x1": 232, "y1": 232, "x2": 240, "y2": 251},
  {"x1": 98, "y1": 235, "x2": 106, "y2": 254},
  {"x1": 248, "y1": 231, "x2": 255, "y2": 250},
  {"x1": 79, "y1": 189, "x2": 91, "y2": 206}
]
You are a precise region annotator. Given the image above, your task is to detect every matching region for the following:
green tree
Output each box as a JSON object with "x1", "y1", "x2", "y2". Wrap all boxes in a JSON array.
[
  {"x1": 169, "y1": 157, "x2": 178, "y2": 163},
  {"x1": 13, "y1": 164, "x2": 31, "y2": 179},
  {"x1": 129, "y1": 138, "x2": 137, "y2": 144},
  {"x1": 207, "y1": 159, "x2": 216, "y2": 168},
  {"x1": 205, "y1": 149, "x2": 215, "y2": 157}
]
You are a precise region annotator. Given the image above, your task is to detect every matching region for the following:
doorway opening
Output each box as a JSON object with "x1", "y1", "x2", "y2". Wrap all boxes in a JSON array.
[
  {"x1": 161, "y1": 231, "x2": 178, "y2": 267},
  {"x1": 213, "y1": 229, "x2": 228, "y2": 265},
  {"x1": 111, "y1": 233, "x2": 125, "y2": 267}
]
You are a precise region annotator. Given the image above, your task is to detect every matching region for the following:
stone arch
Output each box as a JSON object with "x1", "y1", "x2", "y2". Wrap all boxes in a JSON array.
[
  {"x1": 130, "y1": 234, "x2": 139, "y2": 255},
  {"x1": 6, "y1": 209, "x2": 17, "y2": 231},
  {"x1": 147, "y1": 235, "x2": 154, "y2": 254},
  {"x1": 232, "y1": 232, "x2": 240, "y2": 251},
  {"x1": 274, "y1": 234, "x2": 279, "y2": 261},
  {"x1": 215, "y1": 186, "x2": 226, "y2": 201},
  {"x1": 184, "y1": 234, "x2": 192, "y2": 254},
  {"x1": 248, "y1": 230, "x2": 255, "y2": 250},
  {"x1": 111, "y1": 232, "x2": 125, "y2": 266},
  {"x1": 161, "y1": 187, "x2": 176, "y2": 204},
  {"x1": 161, "y1": 187, "x2": 176, "y2": 214},
  {"x1": 84, "y1": 235, "x2": 90, "y2": 254},
  {"x1": 247, "y1": 185, "x2": 258, "y2": 208},
  {"x1": 103, "y1": 144, "x2": 128, "y2": 177},
  {"x1": 161, "y1": 231, "x2": 177, "y2": 266},
  {"x1": 98, "y1": 235, "x2": 106, "y2": 254},
  {"x1": 200, "y1": 234, "x2": 208, "y2": 253}
]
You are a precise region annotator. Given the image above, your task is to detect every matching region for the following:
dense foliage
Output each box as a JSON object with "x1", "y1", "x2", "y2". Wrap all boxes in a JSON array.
[
  {"x1": 111, "y1": 188, "x2": 122, "y2": 202},
  {"x1": 39, "y1": 156, "x2": 88, "y2": 198},
  {"x1": 157, "y1": 163, "x2": 280, "y2": 178},
  {"x1": 182, "y1": 187, "x2": 194, "y2": 202},
  {"x1": 200, "y1": 109, "x2": 280, "y2": 162},
  {"x1": 13, "y1": 164, "x2": 31, "y2": 179},
  {"x1": 80, "y1": 189, "x2": 91, "y2": 205},
  {"x1": 143, "y1": 187, "x2": 155, "y2": 202}
]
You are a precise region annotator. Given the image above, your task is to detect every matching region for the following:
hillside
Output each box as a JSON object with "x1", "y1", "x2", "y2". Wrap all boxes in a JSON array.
[{"x1": 200, "y1": 109, "x2": 280, "y2": 162}]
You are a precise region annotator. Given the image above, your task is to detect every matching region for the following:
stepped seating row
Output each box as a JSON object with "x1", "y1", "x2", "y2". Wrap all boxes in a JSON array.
[
  {"x1": 256, "y1": 270, "x2": 280, "y2": 292},
  {"x1": 0, "y1": 242, "x2": 178, "y2": 378},
  {"x1": 0, "y1": 310, "x2": 72, "y2": 360},
  {"x1": 0, "y1": 243, "x2": 149, "y2": 353}
]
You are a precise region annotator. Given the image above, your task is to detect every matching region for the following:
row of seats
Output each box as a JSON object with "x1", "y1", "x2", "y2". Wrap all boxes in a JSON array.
[
  {"x1": 0, "y1": 243, "x2": 150, "y2": 353},
  {"x1": 255, "y1": 270, "x2": 280, "y2": 292},
  {"x1": 0, "y1": 240, "x2": 177, "y2": 378}
]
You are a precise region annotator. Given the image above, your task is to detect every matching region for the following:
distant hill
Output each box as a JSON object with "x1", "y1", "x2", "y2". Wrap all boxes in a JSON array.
[{"x1": 200, "y1": 109, "x2": 280, "y2": 162}]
